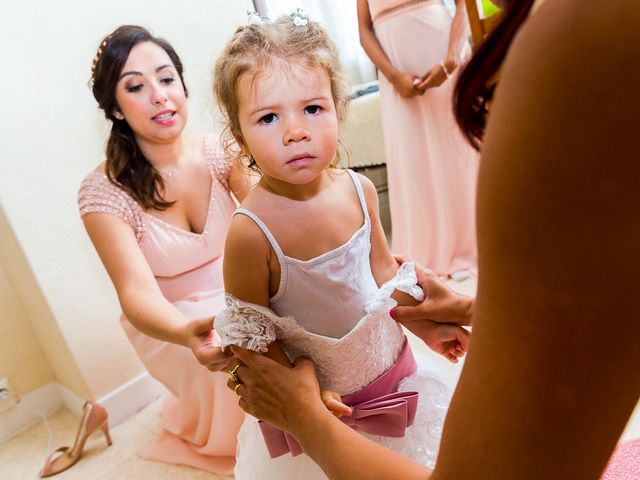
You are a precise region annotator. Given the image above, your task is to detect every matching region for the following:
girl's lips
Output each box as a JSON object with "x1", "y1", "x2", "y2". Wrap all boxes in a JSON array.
[{"x1": 287, "y1": 155, "x2": 314, "y2": 167}]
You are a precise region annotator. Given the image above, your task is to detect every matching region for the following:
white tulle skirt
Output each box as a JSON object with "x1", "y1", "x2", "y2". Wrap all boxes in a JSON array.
[{"x1": 233, "y1": 351, "x2": 457, "y2": 479}]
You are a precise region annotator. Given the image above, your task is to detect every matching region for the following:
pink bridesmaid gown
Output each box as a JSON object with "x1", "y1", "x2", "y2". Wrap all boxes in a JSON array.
[
  {"x1": 369, "y1": 0, "x2": 478, "y2": 275},
  {"x1": 78, "y1": 135, "x2": 244, "y2": 475}
]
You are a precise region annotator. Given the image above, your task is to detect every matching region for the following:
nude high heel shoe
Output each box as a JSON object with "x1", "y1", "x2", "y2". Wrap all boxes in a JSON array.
[{"x1": 39, "y1": 399, "x2": 113, "y2": 478}]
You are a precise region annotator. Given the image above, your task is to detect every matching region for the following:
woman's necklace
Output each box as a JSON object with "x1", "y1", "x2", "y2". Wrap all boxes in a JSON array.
[{"x1": 163, "y1": 166, "x2": 177, "y2": 178}]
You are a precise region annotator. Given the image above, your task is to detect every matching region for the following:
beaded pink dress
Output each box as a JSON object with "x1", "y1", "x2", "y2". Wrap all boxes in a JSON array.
[
  {"x1": 77, "y1": 135, "x2": 244, "y2": 475},
  {"x1": 368, "y1": 0, "x2": 478, "y2": 275},
  {"x1": 601, "y1": 438, "x2": 640, "y2": 480}
]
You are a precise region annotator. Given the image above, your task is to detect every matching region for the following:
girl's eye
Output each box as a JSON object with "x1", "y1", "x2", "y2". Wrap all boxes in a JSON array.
[
  {"x1": 161, "y1": 77, "x2": 175, "y2": 85},
  {"x1": 259, "y1": 113, "x2": 278, "y2": 125},
  {"x1": 305, "y1": 105, "x2": 322, "y2": 115},
  {"x1": 126, "y1": 84, "x2": 143, "y2": 93}
]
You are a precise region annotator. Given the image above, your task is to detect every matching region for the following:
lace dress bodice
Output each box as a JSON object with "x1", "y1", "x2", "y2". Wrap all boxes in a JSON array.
[{"x1": 215, "y1": 171, "x2": 423, "y2": 395}]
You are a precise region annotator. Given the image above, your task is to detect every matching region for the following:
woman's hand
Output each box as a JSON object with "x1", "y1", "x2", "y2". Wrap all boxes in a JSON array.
[
  {"x1": 228, "y1": 346, "x2": 327, "y2": 435},
  {"x1": 415, "y1": 59, "x2": 458, "y2": 93},
  {"x1": 390, "y1": 70, "x2": 422, "y2": 98},
  {"x1": 184, "y1": 316, "x2": 233, "y2": 372},
  {"x1": 418, "y1": 322, "x2": 469, "y2": 363},
  {"x1": 321, "y1": 391, "x2": 353, "y2": 418},
  {"x1": 391, "y1": 255, "x2": 474, "y2": 327}
]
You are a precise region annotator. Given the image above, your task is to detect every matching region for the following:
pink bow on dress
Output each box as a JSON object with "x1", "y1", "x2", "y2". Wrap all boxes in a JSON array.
[
  {"x1": 259, "y1": 389, "x2": 418, "y2": 458},
  {"x1": 259, "y1": 339, "x2": 419, "y2": 458}
]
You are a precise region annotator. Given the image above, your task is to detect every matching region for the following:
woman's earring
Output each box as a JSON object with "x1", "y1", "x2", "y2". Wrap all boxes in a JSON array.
[{"x1": 113, "y1": 111, "x2": 124, "y2": 120}]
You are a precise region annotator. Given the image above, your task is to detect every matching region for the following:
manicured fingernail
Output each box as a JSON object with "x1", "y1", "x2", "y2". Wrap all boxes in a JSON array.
[{"x1": 389, "y1": 309, "x2": 397, "y2": 319}]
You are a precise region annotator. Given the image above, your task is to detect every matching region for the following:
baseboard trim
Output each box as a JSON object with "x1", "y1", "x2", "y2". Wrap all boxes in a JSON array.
[
  {"x1": 0, "y1": 382, "x2": 63, "y2": 443},
  {"x1": 96, "y1": 372, "x2": 167, "y2": 427},
  {"x1": 0, "y1": 373, "x2": 166, "y2": 443}
]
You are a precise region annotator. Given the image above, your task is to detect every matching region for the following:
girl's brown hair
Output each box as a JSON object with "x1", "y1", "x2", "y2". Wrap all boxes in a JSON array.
[
  {"x1": 213, "y1": 15, "x2": 348, "y2": 173},
  {"x1": 91, "y1": 25, "x2": 188, "y2": 210},
  {"x1": 454, "y1": 0, "x2": 535, "y2": 150}
]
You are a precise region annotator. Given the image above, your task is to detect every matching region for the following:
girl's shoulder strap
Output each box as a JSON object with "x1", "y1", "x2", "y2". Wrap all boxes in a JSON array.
[
  {"x1": 346, "y1": 169, "x2": 371, "y2": 226},
  {"x1": 233, "y1": 207, "x2": 286, "y2": 262}
]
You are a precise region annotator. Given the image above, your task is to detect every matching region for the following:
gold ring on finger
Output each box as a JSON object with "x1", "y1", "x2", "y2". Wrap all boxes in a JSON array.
[{"x1": 227, "y1": 364, "x2": 241, "y2": 383}]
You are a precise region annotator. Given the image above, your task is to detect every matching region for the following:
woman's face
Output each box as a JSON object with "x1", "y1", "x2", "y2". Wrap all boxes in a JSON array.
[{"x1": 114, "y1": 41, "x2": 187, "y2": 145}]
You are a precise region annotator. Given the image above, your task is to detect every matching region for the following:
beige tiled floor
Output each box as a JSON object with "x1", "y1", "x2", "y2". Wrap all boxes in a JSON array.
[
  {"x1": 0, "y1": 398, "x2": 229, "y2": 480},
  {"x1": 2, "y1": 277, "x2": 639, "y2": 479}
]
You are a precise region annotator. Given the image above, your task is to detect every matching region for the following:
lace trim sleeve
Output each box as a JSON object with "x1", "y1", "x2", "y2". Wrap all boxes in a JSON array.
[
  {"x1": 77, "y1": 172, "x2": 146, "y2": 245},
  {"x1": 366, "y1": 262, "x2": 425, "y2": 312},
  {"x1": 214, "y1": 295, "x2": 279, "y2": 353},
  {"x1": 204, "y1": 135, "x2": 233, "y2": 191}
]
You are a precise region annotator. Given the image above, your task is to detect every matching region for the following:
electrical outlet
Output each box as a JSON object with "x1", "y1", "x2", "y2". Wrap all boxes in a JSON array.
[{"x1": 0, "y1": 377, "x2": 19, "y2": 413}]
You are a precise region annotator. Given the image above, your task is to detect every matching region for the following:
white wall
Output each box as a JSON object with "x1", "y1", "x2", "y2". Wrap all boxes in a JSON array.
[{"x1": 0, "y1": 0, "x2": 252, "y2": 400}]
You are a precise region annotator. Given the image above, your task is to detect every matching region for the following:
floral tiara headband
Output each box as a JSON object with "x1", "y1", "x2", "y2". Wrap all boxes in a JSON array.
[
  {"x1": 246, "y1": 8, "x2": 309, "y2": 27},
  {"x1": 90, "y1": 34, "x2": 112, "y2": 87}
]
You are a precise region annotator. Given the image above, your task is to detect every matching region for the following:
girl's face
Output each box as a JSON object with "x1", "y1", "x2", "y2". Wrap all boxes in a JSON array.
[
  {"x1": 114, "y1": 41, "x2": 187, "y2": 146},
  {"x1": 235, "y1": 62, "x2": 339, "y2": 185}
]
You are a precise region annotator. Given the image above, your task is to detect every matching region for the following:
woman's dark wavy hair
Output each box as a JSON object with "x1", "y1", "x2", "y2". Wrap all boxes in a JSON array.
[
  {"x1": 454, "y1": 0, "x2": 535, "y2": 150},
  {"x1": 91, "y1": 25, "x2": 188, "y2": 210}
]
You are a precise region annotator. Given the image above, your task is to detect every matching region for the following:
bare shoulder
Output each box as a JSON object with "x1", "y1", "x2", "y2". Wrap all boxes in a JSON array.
[
  {"x1": 225, "y1": 212, "x2": 271, "y2": 260},
  {"x1": 352, "y1": 171, "x2": 378, "y2": 211},
  {"x1": 94, "y1": 162, "x2": 107, "y2": 174}
]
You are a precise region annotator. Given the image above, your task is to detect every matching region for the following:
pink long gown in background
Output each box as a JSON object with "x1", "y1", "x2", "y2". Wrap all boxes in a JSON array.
[
  {"x1": 78, "y1": 135, "x2": 244, "y2": 475},
  {"x1": 369, "y1": 0, "x2": 478, "y2": 275}
]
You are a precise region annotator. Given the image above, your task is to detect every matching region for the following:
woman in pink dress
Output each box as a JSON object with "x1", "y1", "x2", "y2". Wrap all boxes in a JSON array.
[
  {"x1": 358, "y1": 0, "x2": 478, "y2": 276},
  {"x1": 77, "y1": 25, "x2": 249, "y2": 474}
]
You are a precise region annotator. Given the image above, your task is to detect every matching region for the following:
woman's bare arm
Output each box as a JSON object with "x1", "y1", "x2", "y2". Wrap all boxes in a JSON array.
[
  {"x1": 84, "y1": 214, "x2": 191, "y2": 344},
  {"x1": 445, "y1": 0, "x2": 469, "y2": 69},
  {"x1": 433, "y1": 2, "x2": 640, "y2": 478}
]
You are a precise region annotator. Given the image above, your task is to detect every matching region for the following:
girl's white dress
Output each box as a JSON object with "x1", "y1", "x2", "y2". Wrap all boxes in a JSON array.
[{"x1": 216, "y1": 170, "x2": 457, "y2": 479}]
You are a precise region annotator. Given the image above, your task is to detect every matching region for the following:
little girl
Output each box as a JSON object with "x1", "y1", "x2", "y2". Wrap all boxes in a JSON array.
[{"x1": 213, "y1": 12, "x2": 468, "y2": 479}]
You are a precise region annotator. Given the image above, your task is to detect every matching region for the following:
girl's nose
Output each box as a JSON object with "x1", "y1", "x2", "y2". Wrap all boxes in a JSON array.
[{"x1": 283, "y1": 125, "x2": 311, "y2": 145}]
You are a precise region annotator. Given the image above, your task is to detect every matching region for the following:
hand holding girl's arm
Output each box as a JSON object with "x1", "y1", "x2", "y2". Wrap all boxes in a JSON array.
[
  {"x1": 231, "y1": 346, "x2": 432, "y2": 480},
  {"x1": 362, "y1": 174, "x2": 468, "y2": 361},
  {"x1": 84, "y1": 213, "x2": 230, "y2": 370},
  {"x1": 392, "y1": 256, "x2": 474, "y2": 327}
]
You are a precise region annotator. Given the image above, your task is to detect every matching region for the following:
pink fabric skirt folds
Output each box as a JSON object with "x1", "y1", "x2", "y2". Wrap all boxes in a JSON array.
[{"x1": 120, "y1": 271, "x2": 244, "y2": 475}]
